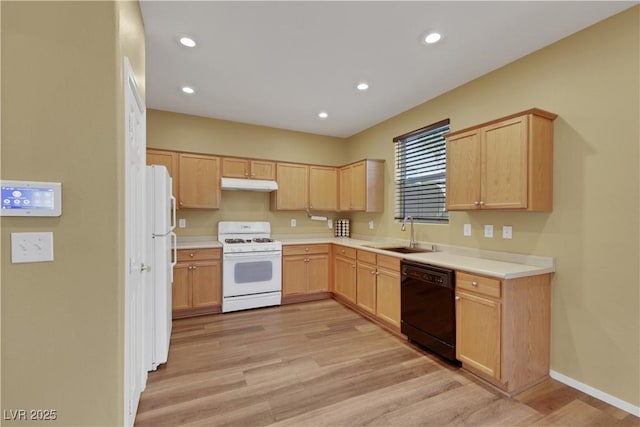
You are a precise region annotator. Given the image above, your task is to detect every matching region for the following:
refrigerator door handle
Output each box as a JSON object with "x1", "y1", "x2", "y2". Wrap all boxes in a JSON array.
[
  {"x1": 170, "y1": 195, "x2": 177, "y2": 231},
  {"x1": 170, "y1": 232, "x2": 177, "y2": 283}
]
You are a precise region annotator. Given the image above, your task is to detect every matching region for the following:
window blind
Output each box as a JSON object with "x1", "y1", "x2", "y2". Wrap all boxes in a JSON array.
[{"x1": 394, "y1": 119, "x2": 450, "y2": 222}]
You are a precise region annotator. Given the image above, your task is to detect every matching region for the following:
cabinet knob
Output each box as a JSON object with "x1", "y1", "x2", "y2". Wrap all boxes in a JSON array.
[
  {"x1": 471, "y1": 281, "x2": 478, "y2": 287},
  {"x1": 341, "y1": 249, "x2": 345, "y2": 254},
  {"x1": 188, "y1": 266, "x2": 193, "y2": 270},
  {"x1": 474, "y1": 201, "x2": 480, "y2": 206},
  {"x1": 455, "y1": 296, "x2": 461, "y2": 301},
  {"x1": 479, "y1": 201, "x2": 485, "y2": 206},
  {"x1": 192, "y1": 266, "x2": 197, "y2": 270},
  {"x1": 190, "y1": 253, "x2": 195, "y2": 257},
  {"x1": 370, "y1": 270, "x2": 376, "y2": 275},
  {"x1": 179, "y1": 201, "x2": 183, "y2": 207},
  {"x1": 305, "y1": 247, "x2": 309, "y2": 252},
  {"x1": 351, "y1": 264, "x2": 356, "y2": 269}
]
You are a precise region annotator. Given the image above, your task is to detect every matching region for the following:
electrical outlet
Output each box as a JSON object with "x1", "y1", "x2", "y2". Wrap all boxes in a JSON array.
[
  {"x1": 178, "y1": 218, "x2": 186, "y2": 228},
  {"x1": 502, "y1": 225, "x2": 513, "y2": 239},
  {"x1": 484, "y1": 225, "x2": 494, "y2": 238},
  {"x1": 368, "y1": 220, "x2": 374, "y2": 230},
  {"x1": 463, "y1": 223, "x2": 472, "y2": 236},
  {"x1": 327, "y1": 219, "x2": 333, "y2": 229},
  {"x1": 290, "y1": 219, "x2": 296, "y2": 227}
]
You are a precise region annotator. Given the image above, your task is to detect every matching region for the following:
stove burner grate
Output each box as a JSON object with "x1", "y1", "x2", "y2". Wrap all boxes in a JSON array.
[
  {"x1": 252, "y1": 238, "x2": 274, "y2": 243},
  {"x1": 224, "y1": 238, "x2": 249, "y2": 244}
]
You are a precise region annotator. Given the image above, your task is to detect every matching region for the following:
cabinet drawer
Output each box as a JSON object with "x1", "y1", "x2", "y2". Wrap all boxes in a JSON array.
[
  {"x1": 377, "y1": 254, "x2": 400, "y2": 271},
  {"x1": 334, "y1": 245, "x2": 356, "y2": 259},
  {"x1": 283, "y1": 244, "x2": 330, "y2": 256},
  {"x1": 177, "y1": 248, "x2": 221, "y2": 262},
  {"x1": 457, "y1": 271, "x2": 501, "y2": 299},
  {"x1": 357, "y1": 250, "x2": 377, "y2": 264}
]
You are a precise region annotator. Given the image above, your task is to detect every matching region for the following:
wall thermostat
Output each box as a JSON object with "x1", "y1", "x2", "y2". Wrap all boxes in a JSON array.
[{"x1": 1, "y1": 180, "x2": 62, "y2": 217}]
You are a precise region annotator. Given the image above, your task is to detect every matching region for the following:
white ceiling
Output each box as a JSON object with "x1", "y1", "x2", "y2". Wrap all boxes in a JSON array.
[{"x1": 140, "y1": 1, "x2": 635, "y2": 138}]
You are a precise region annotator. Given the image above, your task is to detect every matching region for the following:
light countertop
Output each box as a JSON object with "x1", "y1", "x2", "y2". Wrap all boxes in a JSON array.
[{"x1": 176, "y1": 235, "x2": 554, "y2": 280}]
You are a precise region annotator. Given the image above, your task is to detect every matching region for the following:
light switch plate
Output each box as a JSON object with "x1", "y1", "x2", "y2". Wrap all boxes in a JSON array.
[
  {"x1": 463, "y1": 223, "x2": 472, "y2": 236},
  {"x1": 368, "y1": 220, "x2": 374, "y2": 230},
  {"x1": 290, "y1": 219, "x2": 296, "y2": 227},
  {"x1": 11, "y1": 232, "x2": 54, "y2": 263},
  {"x1": 502, "y1": 225, "x2": 513, "y2": 239},
  {"x1": 484, "y1": 225, "x2": 494, "y2": 238},
  {"x1": 178, "y1": 218, "x2": 186, "y2": 228},
  {"x1": 327, "y1": 219, "x2": 333, "y2": 229}
]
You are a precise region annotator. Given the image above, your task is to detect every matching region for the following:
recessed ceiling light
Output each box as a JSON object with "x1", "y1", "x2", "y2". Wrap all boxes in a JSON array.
[
  {"x1": 179, "y1": 36, "x2": 196, "y2": 48},
  {"x1": 182, "y1": 86, "x2": 194, "y2": 94},
  {"x1": 318, "y1": 111, "x2": 328, "y2": 119},
  {"x1": 422, "y1": 32, "x2": 442, "y2": 45},
  {"x1": 356, "y1": 82, "x2": 369, "y2": 91}
]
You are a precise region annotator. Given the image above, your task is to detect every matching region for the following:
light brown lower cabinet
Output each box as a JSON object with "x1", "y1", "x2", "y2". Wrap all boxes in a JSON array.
[
  {"x1": 455, "y1": 271, "x2": 551, "y2": 395},
  {"x1": 375, "y1": 260, "x2": 401, "y2": 328},
  {"x1": 354, "y1": 250, "x2": 401, "y2": 329},
  {"x1": 172, "y1": 248, "x2": 221, "y2": 318},
  {"x1": 282, "y1": 244, "x2": 330, "y2": 303},
  {"x1": 333, "y1": 245, "x2": 357, "y2": 303}
]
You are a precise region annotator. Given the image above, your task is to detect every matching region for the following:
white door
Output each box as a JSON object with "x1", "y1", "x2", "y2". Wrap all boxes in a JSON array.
[{"x1": 123, "y1": 56, "x2": 147, "y2": 427}]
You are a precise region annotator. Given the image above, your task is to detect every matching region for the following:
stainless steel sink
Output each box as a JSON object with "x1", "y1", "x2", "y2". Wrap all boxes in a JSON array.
[
  {"x1": 379, "y1": 246, "x2": 435, "y2": 254},
  {"x1": 363, "y1": 244, "x2": 436, "y2": 254}
]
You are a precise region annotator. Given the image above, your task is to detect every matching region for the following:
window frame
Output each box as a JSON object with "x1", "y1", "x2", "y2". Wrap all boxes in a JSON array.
[{"x1": 393, "y1": 119, "x2": 450, "y2": 223}]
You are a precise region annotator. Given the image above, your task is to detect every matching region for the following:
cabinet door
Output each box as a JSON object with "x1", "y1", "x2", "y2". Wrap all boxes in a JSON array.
[
  {"x1": 334, "y1": 255, "x2": 356, "y2": 303},
  {"x1": 446, "y1": 130, "x2": 481, "y2": 210},
  {"x1": 250, "y1": 160, "x2": 276, "y2": 180},
  {"x1": 482, "y1": 116, "x2": 528, "y2": 209},
  {"x1": 179, "y1": 154, "x2": 220, "y2": 209},
  {"x1": 376, "y1": 267, "x2": 400, "y2": 328},
  {"x1": 147, "y1": 149, "x2": 179, "y2": 199},
  {"x1": 282, "y1": 255, "x2": 308, "y2": 296},
  {"x1": 456, "y1": 290, "x2": 501, "y2": 380},
  {"x1": 274, "y1": 163, "x2": 308, "y2": 210},
  {"x1": 309, "y1": 166, "x2": 337, "y2": 211},
  {"x1": 222, "y1": 157, "x2": 249, "y2": 178},
  {"x1": 356, "y1": 261, "x2": 377, "y2": 314},
  {"x1": 191, "y1": 260, "x2": 221, "y2": 308},
  {"x1": 349, "y1": 161, "x2": 367, "y2": 211},
  {"x1": 307, "y1": 254, "x2": 329, "y2": 293},
  {"x1": 338, "y1": 166, "x2": 351, "y2": 211},
  {"x1": 172, "y1": 263, "x2": 191, "y2": 311}
]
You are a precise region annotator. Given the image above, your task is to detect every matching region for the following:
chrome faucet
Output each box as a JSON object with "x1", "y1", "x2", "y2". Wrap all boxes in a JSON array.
[{"x1": 401, "y1": 216, "x2": 416, "y2": 248}]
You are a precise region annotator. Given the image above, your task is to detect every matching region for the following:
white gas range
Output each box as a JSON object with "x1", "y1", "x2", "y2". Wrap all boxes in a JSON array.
[{"x1": 218, "y1": 221, "x2": 282, "y2": 313}]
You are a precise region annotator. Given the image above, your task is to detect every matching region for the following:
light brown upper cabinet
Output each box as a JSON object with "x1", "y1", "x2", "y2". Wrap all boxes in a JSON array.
[
  {"x1": 222, "y1": 157, "x2": 276, "y2": 180},
  {"x1": 178, "y1": 153, "x2": 221, "y2": 209},
  {"x1": 446, "y1": 109, "x2": 557, "y2": 211},
  {"x1": 147, "y1": 149, "x2": 179, "y2": 200},
  {"x1": 309, "y1": 166, "x2": 337, "y2": 211},
  {"x1": 338, "y1": 159, "x2": 384, "y2": 212},
  {"x1": 272, "y1": 162, "x2": 309, "y2": 210}
]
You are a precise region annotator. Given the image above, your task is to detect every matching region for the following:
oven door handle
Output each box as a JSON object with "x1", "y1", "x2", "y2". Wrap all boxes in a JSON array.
[{"x1": 223, "y1": 252, "x2": 281, "y2": 259}]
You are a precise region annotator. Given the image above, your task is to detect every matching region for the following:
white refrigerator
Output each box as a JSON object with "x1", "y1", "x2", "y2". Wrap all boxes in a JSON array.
[{"x1": 146, "y1": 165, "x2": 177, "y2": 370}]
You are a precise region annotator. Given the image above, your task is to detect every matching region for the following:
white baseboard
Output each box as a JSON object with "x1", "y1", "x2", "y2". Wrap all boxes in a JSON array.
[{"x1": 550, "y1": 370, "x2": 640, "y2": 417}]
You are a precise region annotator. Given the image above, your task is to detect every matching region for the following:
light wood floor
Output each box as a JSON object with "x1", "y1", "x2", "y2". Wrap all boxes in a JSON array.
[{"x1": 136, "y1": 299, "x2": 638, "y2": 426}]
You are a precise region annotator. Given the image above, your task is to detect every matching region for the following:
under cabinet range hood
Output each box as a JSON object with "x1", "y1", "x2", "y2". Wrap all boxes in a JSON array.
[{"x1": 220, "y1": 177, "x2": 278, "y2": 192}]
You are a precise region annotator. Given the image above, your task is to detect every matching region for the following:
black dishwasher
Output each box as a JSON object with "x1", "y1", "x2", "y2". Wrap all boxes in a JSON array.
[{"x1": 400, "y1": 260, "x2": 459, "y2": 365}]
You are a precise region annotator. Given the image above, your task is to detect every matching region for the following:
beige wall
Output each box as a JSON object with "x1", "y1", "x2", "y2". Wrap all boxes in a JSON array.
[
  {"x1": 346, "y1": 6, "x2": 639, "y2": 407},
  {"x1": 147, "y1": 109, "x2": 347, "y2": 236},
  {"x1": 1, "y1": 1, "x2": 145, "y2": 426}
]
